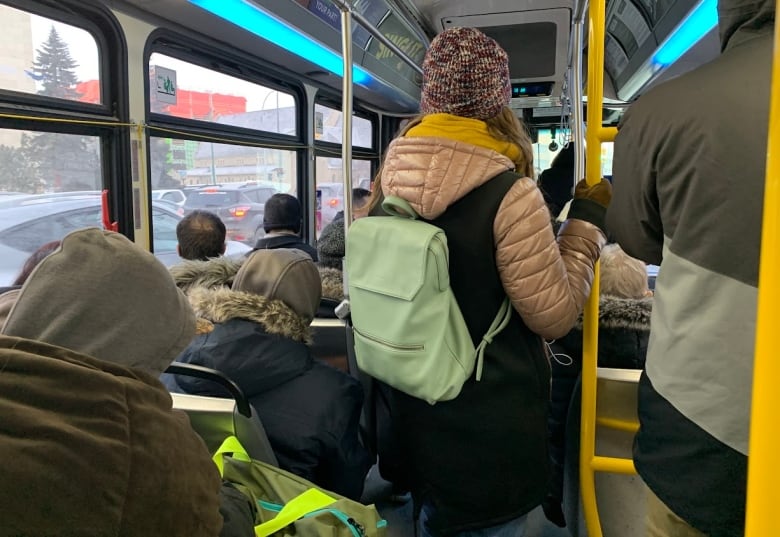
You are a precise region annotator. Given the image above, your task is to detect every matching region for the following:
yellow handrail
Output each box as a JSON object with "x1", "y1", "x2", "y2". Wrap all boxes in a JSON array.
[
  {"x1": 580, "y1": 1, "x2": 638, "y2": 535},
  {"x1": 744, "y1": 2, "x2": 780, "y2": 535}
]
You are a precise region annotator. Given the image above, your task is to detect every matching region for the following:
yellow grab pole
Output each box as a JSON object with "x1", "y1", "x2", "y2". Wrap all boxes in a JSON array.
[
  {"x1": 745, "y1": 4, "x2": 780, "y2": 536},
  {"x1": 581, "y1": 0, "x2": 606, "y2": 536}
]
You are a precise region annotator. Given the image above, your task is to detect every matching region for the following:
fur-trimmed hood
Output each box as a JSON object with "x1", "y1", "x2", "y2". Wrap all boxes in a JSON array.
[
  {"x1": 318, "y1": 266, "x2": 344, "y2": 301},
  {"x1": 574, "y1": 295, "x2": 652, "y2": 331},
  {"x1": 560, "y1": 294, "x2": 652, "y2": 370},
  {"x1": 188, "y1": 287, "x2": 312, "y2": 344},
  {"x1": 170, "y1": 255, "x2": 312, "y2": 342},
  {"x1": 169, "y1": 256, "x2": 244, "y2": 293}
]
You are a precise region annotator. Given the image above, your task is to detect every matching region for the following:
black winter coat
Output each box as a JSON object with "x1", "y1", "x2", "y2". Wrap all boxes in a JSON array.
[{"x1": 163, "y1": 287, "x2": 371, "y2": 500}]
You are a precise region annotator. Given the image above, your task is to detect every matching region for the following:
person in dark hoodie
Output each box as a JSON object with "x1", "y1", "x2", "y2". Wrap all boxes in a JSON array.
[
  {"x1": 539, "y1": 142, "x2": 576, "y2": 218},
  {"x1": 0, "y1": 228, "x2": 224, "y2": 537},
  {"x1": 164, "y1": 248, "x2": 372, "y2": 500},
  {"x1": 543, "y1": 243, "x2": 653, "y2": 527},
  {"x1": 253, "y1": 193, "x2": 318, "y2": 260},
  {"x1": 605, "y1": 1, "x2": 775, "y2": 535}
]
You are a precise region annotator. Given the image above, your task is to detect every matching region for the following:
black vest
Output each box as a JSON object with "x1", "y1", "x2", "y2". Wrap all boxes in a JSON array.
[{"x1": 390, "y1": 172, "x2": 551, "y2": 535}]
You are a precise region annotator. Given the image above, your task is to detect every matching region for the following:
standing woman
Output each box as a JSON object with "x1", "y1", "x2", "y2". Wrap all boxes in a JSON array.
[{"x1": 378, "y1": 27, "x2": 610, "y2": 536}]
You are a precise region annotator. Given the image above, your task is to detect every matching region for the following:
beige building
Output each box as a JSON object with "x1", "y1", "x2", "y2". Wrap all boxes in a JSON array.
[{"x1": 0, "y1": 5, "x2": 35, "y2": 147}]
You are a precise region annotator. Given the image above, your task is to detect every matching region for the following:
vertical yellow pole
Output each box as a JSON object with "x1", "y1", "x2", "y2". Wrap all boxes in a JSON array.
[
  {"x1": 744, "y1": 4, "x2": 780, "y2": 536},
  {"x1": 581, "y1": 0, "x2": 606, "y2": 536}
]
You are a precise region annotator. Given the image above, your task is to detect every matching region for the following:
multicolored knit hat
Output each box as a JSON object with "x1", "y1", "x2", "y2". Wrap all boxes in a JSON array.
[{"x1": 420, "y1": 27, "x2": 511, "y2": 120}]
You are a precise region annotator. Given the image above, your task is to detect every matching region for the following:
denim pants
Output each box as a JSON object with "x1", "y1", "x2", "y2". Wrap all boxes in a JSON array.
[{"x1": 418, "y1": 506, "x2": 527, "y2": 537}]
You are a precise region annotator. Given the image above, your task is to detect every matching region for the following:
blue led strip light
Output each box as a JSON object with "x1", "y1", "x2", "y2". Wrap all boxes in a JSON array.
[
  {"x1": 188, "y1": 0, "x2": 372, "y2": 85},
  {"x1": 652, "y1": 0, "x2": 718, "y2": 67}
]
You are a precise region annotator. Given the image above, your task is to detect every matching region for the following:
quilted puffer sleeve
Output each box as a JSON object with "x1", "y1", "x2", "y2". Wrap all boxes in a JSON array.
[{"x1": 494, "y1": 178, "x2": 606, "y2": 340}]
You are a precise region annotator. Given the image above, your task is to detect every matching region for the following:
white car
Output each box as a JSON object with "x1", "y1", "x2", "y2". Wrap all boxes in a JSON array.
[{"x1": 0, "y1": 195, "x2": 249, "y2": 286}]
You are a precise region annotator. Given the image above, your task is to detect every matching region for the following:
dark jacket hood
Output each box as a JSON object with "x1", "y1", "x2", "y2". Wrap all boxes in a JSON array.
[
  {"x1": 718, "y1": 0, "x2": 775, "y2": 51},
  {"x1": 168, "y1": 287, "x2": 313, "y2": 398}
]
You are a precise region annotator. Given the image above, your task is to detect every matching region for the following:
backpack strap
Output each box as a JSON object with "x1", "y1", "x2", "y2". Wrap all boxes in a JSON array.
[
  {"x1": 382, "y1": 195, "x2": 420, "y2": 219},
  {"x1": 474, "y1": 296, "x2": 513, "y2": 381}
]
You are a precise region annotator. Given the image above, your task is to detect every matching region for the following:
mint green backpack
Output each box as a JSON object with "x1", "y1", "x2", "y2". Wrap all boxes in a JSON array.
[{"x1": 345, "y1": 196, "x2": 512, "y2": 405}]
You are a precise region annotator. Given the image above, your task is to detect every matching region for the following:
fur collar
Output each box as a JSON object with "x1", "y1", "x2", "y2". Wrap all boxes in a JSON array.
[
  {"x1": 169, "y1": 256, "x2": 244, "y2": 293},
  {"x1": 575, "y1": 295, "x2": 653, "y2": 331},
  {"x1": 188, "y1": 287, "x2": 312, "y2": 344},
  {"x1": 318, "y1": 266, "x2": 344, "y2": 301}
]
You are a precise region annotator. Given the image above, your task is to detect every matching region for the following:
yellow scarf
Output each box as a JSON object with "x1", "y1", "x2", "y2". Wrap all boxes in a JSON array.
[{"x1": 406, "y1": 113, "x2": 522, "y2": 165}]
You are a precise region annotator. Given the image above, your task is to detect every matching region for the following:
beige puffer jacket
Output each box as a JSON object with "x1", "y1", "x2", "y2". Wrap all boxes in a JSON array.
[{"x1": 382, "y1": 136, "x2": 606, "y2": 340}]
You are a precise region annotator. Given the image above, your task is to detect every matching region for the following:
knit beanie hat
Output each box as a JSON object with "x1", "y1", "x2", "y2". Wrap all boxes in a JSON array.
[
  {"x1": 317, "y1": 213, "x2": 345, "y2": 269},
  {"x1": 420, "y1": 27, "x2": 511, "y2": 120},
  {"x1": 232, "y1": 248, "x2": 322, "y2": 324},
  {"x1": 263, "y1": 193, "x2": 302, "y2": 232}
]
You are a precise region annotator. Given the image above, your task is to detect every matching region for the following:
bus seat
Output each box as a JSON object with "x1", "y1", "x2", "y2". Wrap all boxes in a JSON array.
[
  {"x1": 564, "y1": 367, "x2": 645, "y2": 537},
  {"x1": 166, "y1": 364, "x2": 278, "y2": 466},
  {"x1": 311, "y1": 317, "x2": 348, "y2": 372}
]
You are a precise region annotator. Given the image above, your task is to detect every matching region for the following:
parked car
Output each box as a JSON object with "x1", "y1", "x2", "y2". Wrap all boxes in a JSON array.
[
  {"x1": 0, "y1": 195, "x2": 249, "y2": 285},
  {"x1": 182, "y1": 183, "x2": 277, "y2": 245},
  {"x1": 152, "y1": 189, "x2": 187, "y2": 212}
]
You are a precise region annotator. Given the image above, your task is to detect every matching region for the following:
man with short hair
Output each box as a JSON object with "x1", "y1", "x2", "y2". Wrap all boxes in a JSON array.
[
  {"x1": 176, "y1": 210, "x2": 226, "y2": 261},
  {"x1": 253, "y1": 193, "x2": 318, "y2": 261}
]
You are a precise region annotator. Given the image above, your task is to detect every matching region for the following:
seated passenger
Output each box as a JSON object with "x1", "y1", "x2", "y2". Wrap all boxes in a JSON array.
[
  {"x1": 544, "y1": 243, "x2": 653, "y2": 527},
  {"x1": 0, "y1": 240, "x2": 61, "y2": 324},
  {"x1": 177, "y1": 209, "x2": 227, "y2": 261},
  {"x1": 316, "y1": 187, "x2": 372, "y2": 304},
  {"x1": 164, "y1": 248, "x2": 372, "y2": 500},
  {"x1": 253, "y1": 193, "x2": 318, "y2": 260},
  {"x1": 0, "y1": 228, "x2": 223, "y2": 536}
]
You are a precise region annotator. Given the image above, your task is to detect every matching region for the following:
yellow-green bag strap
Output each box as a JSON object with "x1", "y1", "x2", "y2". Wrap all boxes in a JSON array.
[
  {"x1": 254, "y1": 488, "x2": 337, "y2": 537},
  {"x1": 212, "y1": 436, "x2": 338, "y2": 537},
  {"x1": 213, "y1": 435, "x2": 252, "y2": 476}
]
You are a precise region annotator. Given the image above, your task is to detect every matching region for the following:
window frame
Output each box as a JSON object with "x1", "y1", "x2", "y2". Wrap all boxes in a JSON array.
[{"x1": 0, "y1": 0, "x2": 131, "y2": 238}]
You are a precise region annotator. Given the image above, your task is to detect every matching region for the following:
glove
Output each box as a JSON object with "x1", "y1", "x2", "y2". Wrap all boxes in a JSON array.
[{"x1": 574, "y1": 178, "x2": 612, "y2": 208}]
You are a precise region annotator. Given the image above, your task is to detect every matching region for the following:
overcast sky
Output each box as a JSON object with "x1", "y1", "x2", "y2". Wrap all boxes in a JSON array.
[{"x1": 28, "y1": 12, "x2": 292, "y2": 111}]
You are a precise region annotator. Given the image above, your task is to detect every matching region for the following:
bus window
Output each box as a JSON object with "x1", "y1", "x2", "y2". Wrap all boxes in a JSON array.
[
  {"x1": 150, "y1": 137, "x2": 297, "y2": 197},
  {"x1": 314, "y1": 103, "x2": 374, "y2": 149},
  {"x1": 314, "y1": 157, "x2": 373, "y2": 235},
  {"x1": 0, "y1": 4, "x2": 101, "y2": 104},
  {"x1": 0, "y1": 129, "x2": 101, "y2": 193},
  {"x1": 149, "y1": 53, "x2": 297, "y2": 137}
]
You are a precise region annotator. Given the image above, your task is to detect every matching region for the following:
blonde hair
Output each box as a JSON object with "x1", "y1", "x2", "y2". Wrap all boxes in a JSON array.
[
  {"x1": 363, "y1": 108, "x2": 535, "y2": 215},
  {"x1": 599, "y1": 244, "x2": 649, "y2": 299},
  {"x1": 484, "y1": 106, "x2": 534, "y2": 178}
]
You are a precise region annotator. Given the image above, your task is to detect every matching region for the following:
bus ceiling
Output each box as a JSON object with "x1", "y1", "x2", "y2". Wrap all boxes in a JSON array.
[{"x1": 114, "y1": 0, "x2": 720, "y2": 115}]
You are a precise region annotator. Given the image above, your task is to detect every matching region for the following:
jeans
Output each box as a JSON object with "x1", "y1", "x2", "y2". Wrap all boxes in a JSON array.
[{"x1": 418, "y1": 506, "x2": 527, "y2": 537}]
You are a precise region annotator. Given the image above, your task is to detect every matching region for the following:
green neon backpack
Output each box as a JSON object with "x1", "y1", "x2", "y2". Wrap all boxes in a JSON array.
[
  {"x1": 346, "y1": 196, "x2": 512, "y2": 405},
  {"x1": 214, "y1": 436, "x2": 387, "y2": 537}
]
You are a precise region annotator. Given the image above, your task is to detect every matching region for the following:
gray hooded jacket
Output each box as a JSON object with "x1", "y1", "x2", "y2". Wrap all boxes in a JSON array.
[{"x1": 605, "y1": 1, "x2": 775, "y2": 534}]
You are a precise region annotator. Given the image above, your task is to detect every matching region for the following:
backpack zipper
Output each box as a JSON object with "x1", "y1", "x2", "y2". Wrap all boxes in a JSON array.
[{"x1": 354, "y1": 326, "x2": 424, "y2": 351}]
